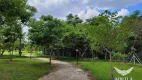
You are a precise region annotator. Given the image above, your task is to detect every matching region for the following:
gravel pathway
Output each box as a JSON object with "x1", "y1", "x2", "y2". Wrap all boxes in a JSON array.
[{"x1": 38, "y1": 58, "x2": 93, "y2": 80}]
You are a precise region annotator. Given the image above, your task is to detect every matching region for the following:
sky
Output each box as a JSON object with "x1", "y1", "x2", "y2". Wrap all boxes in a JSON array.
[{"x1": 23, "y1": 0, "x2": 142, "y2": 32}]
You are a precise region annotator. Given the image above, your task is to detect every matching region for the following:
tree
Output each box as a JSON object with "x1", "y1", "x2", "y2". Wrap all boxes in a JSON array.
[
  {"x1": 86, "y1": 11, "x2": 130, "y2": 80},
  {"x1": 62, "y1": 21, "x2": 90, "y2": 64},
  {"x1": 18, "y1": 4, "x2": 37, "y2": 57},
  {"x1": 66, "y1": 13, "x2": 83, "y2": 26},
  {"x1": 29, "y1": 15, "x2": 65, "y2": 64},
  {"x1": 0, "y1": 0, "x2": 37, "y2": 56},
  {"x1": 0, "y1": 21, "x2": 21, "y2": 61},
  {"x1": 121, "y1": 10, "x2": 142, "y2": 51}
]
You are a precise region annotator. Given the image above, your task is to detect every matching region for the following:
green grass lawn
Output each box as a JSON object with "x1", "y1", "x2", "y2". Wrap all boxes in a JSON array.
[
  {"x1": 58, "y1": 57, "x2": 142, "y2": 80},
  {"x1": 78, "y1": 61, "x2": 142, "y2": 80},
  {"x1": 0, "y1": 55, "x2": 52, "y2": 80}
]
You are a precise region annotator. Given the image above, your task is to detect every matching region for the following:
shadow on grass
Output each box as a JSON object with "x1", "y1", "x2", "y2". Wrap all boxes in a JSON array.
[
  {"x1": 0, "y1": 55, "x2": 32, "y2": 64},
  {"x1": 32, "y1": 62, "x2": 52, "y2": 68},
  {"x1": 0, "y1": 55, "x2": 29, "y2": 59},
  {"x1": 55, "y1": 56, "x2": 107, "y2": 63}
]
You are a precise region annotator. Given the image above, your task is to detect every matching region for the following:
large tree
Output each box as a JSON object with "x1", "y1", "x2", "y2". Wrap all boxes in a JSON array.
[
  {"x1": 0, "y1": 0, "x2": 37, "y2": 56},
  {"x1": 121, "y1": 10, "x2": 142, "y2": 49},
  {"x1": 0, "y1": 21, "x2": 21, "y2": 61},
  {"x1": 29, "y1": 15, "x2": 65, "y2": 64},
  {"x1": 86, "y1": 11, "x2": 131, "y2": 80}
]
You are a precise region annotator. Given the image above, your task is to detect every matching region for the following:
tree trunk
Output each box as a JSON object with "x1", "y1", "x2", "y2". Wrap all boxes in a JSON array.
[
  {"x1": 63, "y1": 48, "x2": 64, "y2": 57},
  {"x1": 19, "y1": 24, "x2": 23, "y2": 57},
  {"x1": 49, "y1": 48, "x2": 52, "y2": 65},
  {"x1": 9, "y1": 51, "x2": 12, "y2": 61},
  {"x1": 11, "y1": 49, "x2": 13, "y2": 61},
  {"x1": 109, "y1": 51, "x2": 114, "y2": 80},
  {"x1": 0, "y1": 49, "x2": 5, "y2": 56},
  {"x1": 43, "y1": 48, "x2": 45, "y2": 55},
  {"x1": 10, "y1": 47, "x2": 13, "y2": 62},
  {"x1": 69, "y1": 51, "x2": 71, "y2": 58},
  {"x1": 105, "y1": 52, "x2": 107, "y2": 60},
  {"x1": 30, "y1": 52, "x2": 32, "y2": 60},
  {"x1": 91, "y1": 49, "x2": 94, "y2": 60},
  {"x1": 81, "y1": 48, "x2": 88, "y2": 58},
  {"x1": 57, "y1": 49, "x2": 60, "y2": 59},
  {"x1": 19, "y1": 35, "x2": 22, "y2": 56},
  {"x1": 76, "y1": 51, "x2": 79, "y2": 65},
  {"x1": 36, "y1": 47, "x2": 38, "y2": 54}
]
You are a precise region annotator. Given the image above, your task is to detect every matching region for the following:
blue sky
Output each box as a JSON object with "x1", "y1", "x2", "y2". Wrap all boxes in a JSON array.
[
  {"x1": 127, "y1": 3, "x2": 142, "y2": 15},
  {"x1": 24, "y1": 0, "x2": 142, "y2": 32}
]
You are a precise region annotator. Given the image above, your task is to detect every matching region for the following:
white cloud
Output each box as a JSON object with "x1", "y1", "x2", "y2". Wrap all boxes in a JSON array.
[
  {"x1": 83, "y1": 0, "x2": 88, "y2": 4},
  {"x1": 78, "y1": 8, "x2": 100, "y2": 20},
  {"x1": 117, "y1": 9, "x2": 129, "y2": 16},
  {"x1": 27, "y1": 0, "x2": 86, "y2": 19},
  {"x1": 27, "y1": 0, "x2": 142, "y2": 19}
]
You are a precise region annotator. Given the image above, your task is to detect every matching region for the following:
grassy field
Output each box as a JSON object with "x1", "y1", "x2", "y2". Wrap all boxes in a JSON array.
[
  {"x1": 57, "y1": 57, "x2": 142, "y2": 80},
  {"x1": 79, "y1": 61, "x2": 142, "y2": 80},
  {"x1": 0, "y1": 55, "x2": 52, "y2": 80}
]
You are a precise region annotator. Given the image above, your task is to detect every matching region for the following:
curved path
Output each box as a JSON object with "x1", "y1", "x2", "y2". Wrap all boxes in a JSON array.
[{"x1": 38, "y1": 58, "x2": 94, "y2": 80}]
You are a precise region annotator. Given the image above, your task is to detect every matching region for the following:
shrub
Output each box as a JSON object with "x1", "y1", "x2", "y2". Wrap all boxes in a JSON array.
[{"x1": 112, "y1": 52, "x2": 125, "y2": 61}]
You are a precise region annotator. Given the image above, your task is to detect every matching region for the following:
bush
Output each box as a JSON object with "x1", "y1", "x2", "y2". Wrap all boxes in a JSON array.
[{"x1": 112, "y1": 52, "x2": 125, "y2": 61}]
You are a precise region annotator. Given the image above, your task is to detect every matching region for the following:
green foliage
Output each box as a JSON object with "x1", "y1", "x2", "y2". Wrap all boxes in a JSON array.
[
  {"x1": 121, "y1": 10, "x2": 142, "y2": 52},
  {"x1": 29, "y1": 15, "x2": 65, "y2": 48},
  {"x1": 24, "y1": 43, "x2": 32, "y2": 52},
  {"x1": 63, "y1": 24, "x2": 89, "y2": 48},
  {"x1": 85, "y1": 11, "x2": 131, "y2": 80},
  {"x1": 66, "y1": 13, "x2": 83, "y2": 26},
  {"x1": 112, "y1": 52, "x2": 125, "y2": 61},
  {"x1": 63, "y1": 14, "x2": 88, "y2": 48},
  {"x1": 0, "y1": 21, "x2": 21, "y2": 50},
  {"x1": 86, "y1": 11, "x2": 130, "y2": 52},
  {"x1": 0, "y1": 0, "x2": 37, "y2": 57},
  {"x1": 0, "y1": 0, "x2": 37, "y2": 23}
]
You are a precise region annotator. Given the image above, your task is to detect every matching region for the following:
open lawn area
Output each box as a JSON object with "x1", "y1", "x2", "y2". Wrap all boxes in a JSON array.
[
  {"x1": 79, "y1": 61, "x2": 142, "y2": 80},
  {"x1": 0, "y1": 55, "x2": 52, "y2": 80}
]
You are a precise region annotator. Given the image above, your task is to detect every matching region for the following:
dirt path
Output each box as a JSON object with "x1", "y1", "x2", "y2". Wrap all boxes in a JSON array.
[{"x1": 38, "y1": 58, "x2": 93, "y2": 80}]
